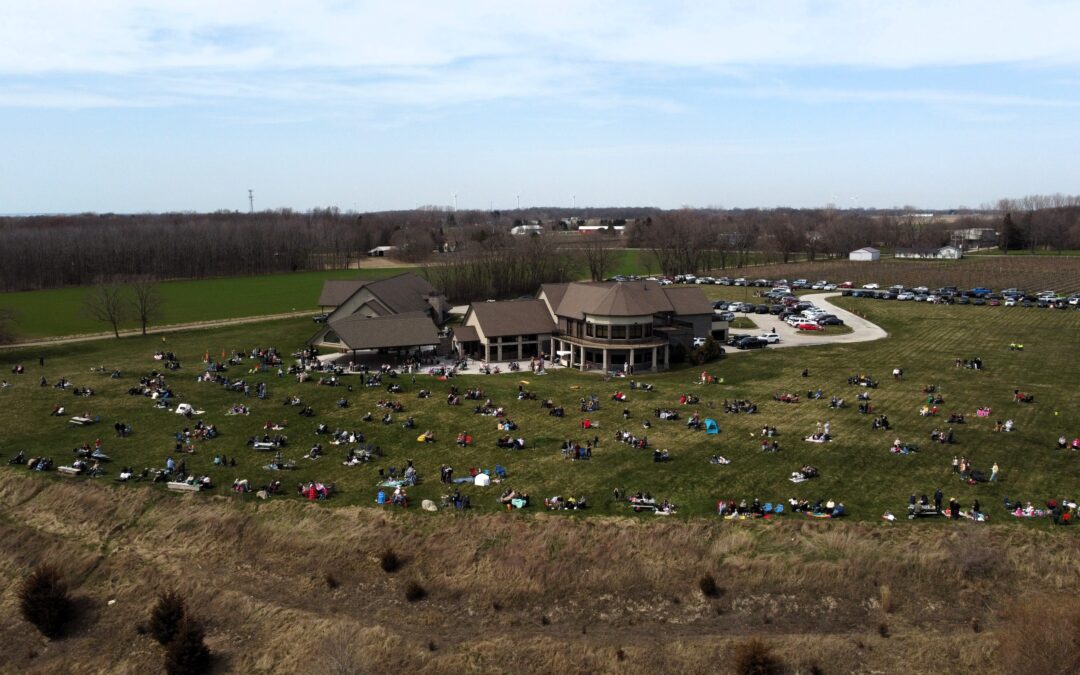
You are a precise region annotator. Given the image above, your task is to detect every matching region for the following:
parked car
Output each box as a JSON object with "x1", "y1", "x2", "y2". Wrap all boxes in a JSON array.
[
  {"x1": 735, "y1": 337, "x2": 768, "y2": 350},
  {"x1": 692, "y1": 337, "x2": 708, "y2": 348},
  {"x1": 862, "y1": 283, "x2": 880, "y2": 290},
  {"x1": 726, "y1": 333, "x2": 750, "y2": 346},
  {"x1": 1004, "y1": 297, "x2": 1017, "y2": 307},
  {"x1": 755, "y1": 304, "x2": 770, "y2": 314},
  {"x1": 817, "y1": 316, "x2": 844, "y2": 326},
  {"x1": 838, "y1": 281, "x2": 854, "y2": 289},
  {"x1": 822, "y1": 284, "x2": 838, "y2": 291},
  {"x1": 896, "y1": 292, "x2": 915, "y2": 301},
  {"x1": 796, "y1": 322, "x2": 823, "y2": 331},
  {"x1": 313, "y1": 313, "x2": 330, "y2": 323}
]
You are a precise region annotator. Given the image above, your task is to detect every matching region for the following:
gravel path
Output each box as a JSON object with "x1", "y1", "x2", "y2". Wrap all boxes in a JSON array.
[{"x1": 0, "y1": 310, "x2": 316, "y2": 350}]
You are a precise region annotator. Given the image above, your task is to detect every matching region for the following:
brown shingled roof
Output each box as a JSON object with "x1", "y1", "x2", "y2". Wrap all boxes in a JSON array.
[
  {"x1": 467, "y1": 299, "x2": 556, "y2": 338},
  {"x1": 551, "y1": 280, "x2": 711, "y2": 319},
  {"x1": 318, "y1": 280, "x2": 369, "y2": 307},
  {"x1": 324, "y1": 311, "x2": 439, "y2": 350}
]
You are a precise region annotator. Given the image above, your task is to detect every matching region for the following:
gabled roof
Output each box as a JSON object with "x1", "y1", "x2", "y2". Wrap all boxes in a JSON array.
[
  {"x1": 467, "y1": 299, "x2": 557, "y2": 337},
  {"x1": 318, "y1": 280, "x2": 370, "y2": 307},
  {"x1": 852, "y1": 247, "x2": 880, "y2": 253},
  {"x1": 323, "y1": 311, "x2": 439, "y2": 350},
  {"x1": 453, "y1": 325, "x2": 479, "y2": 342},
  {"x1": 316, "y1": 272, "x2": 444, "y2": 314},
  {"x1": 550, "y1": 281, "x2": 711, "y2": 319}
]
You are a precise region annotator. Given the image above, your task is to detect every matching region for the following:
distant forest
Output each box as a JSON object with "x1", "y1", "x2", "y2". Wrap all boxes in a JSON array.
[{"x1": 0, "y1": 197, "x2": 1077, "y2": 293}]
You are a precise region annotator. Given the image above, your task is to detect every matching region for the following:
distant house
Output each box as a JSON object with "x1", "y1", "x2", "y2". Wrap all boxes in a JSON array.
[
  {"x1": 577, "y1": 224, "x2": 625, "y2": 234},
  {"x1": 368, "y1": 245, "x2": 397, "y2": 257},
  {"x1": 894, "y1": 246, "x2": 963, "y2": 260},
  {"x1": 510, "y1": 224, "x2": 544, "y2": 236},
  {"x1": 849, "y1": 247, "x2": 880, "y2": 262},
  {"x1": 310, "y1": 273, "x2": 449, "y2": 355},
  {"x1": 457, "y1": 280, "x2": 720, "y2": 372}
]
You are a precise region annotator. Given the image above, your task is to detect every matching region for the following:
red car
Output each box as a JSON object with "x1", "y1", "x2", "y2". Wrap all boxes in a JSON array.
[
  {"x1": 797, "y1": 323, "x2": 823, "y2": 331},
  {"x1": 838, "y1": 281, "x2": 854, "y2": 289}
]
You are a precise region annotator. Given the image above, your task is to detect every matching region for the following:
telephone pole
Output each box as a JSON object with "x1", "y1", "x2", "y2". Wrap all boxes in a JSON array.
[{"x1": 248, "y1": 189, "x2": 254, "y2": 214}]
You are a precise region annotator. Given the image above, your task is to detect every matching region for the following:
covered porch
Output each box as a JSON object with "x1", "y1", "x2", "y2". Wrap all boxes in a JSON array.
[{"x1": 552, "y1": 336, "x2": 670, "y2": 373}]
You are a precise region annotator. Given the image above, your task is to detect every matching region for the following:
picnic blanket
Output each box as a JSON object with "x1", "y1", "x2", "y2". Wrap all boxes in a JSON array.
[{"x1": 379, "y1": 479, "x2": 407, "y2": 488}]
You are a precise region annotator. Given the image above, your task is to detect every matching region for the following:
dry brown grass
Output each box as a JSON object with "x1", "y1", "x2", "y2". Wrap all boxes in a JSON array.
[{"x1": 0, "y1": 473, "x2": 1075, "y2": 674}]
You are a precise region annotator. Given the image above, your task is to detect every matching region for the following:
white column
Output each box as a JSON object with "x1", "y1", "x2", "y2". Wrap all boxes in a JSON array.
[
  {"x1": 602, "y1": 349, "x2": 609, "y2": 373},
  {"x1": 629, "y1": 348, "x2": 635, "y2": 373},
  {"x1": 651, "y1": 346, "x2": 658, "y2": 372}
]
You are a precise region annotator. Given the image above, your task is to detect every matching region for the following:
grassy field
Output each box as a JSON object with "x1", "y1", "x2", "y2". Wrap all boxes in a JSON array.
[
  {"x1": 0, "y1": 267, "x2": 412, "y2": 339},
  {"x1": 1, "y1": 298, "x2": 1077, "y2": 524}
]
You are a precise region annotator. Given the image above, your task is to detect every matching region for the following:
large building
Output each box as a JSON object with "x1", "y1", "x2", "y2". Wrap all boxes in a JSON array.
[
  {"x1": 849, "y1": 247, "x2": 881, "y2": 262},
  {"x1": 310, "y1": 273, "x2": 449, "y2": 356},
  {"x1": 456, "y1": 280, "x2": 720, "y2": 372}
]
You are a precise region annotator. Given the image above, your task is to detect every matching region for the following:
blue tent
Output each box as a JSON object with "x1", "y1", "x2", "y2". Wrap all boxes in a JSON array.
[{"x1": 705, "y1": 418, "x2": 720, "y2": 435}]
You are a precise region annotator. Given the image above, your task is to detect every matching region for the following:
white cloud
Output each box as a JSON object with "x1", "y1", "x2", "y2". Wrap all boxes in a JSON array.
[{"x1": 2, "y1": 1, "x2": 1080, "y2": 109}]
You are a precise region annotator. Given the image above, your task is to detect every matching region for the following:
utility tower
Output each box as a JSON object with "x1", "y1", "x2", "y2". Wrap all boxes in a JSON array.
[{"x1": 248, "y1": 189, "x2": 254, "y2": 214}]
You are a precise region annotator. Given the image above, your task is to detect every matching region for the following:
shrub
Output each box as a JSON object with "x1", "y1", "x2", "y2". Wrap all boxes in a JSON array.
[
  {"x1": 997, "y1": 595, "x2": 1080, "y2": 675},
  {"x1": 149, "y1": 591, "x2": 187, "y2": 646},
  {"x1": 699, "y1": 574, "x2": 719, "y2": 597},
  {"x1": 404, "y1": 581, "x2": 427, "y2": 602},
  {"x1": 164, "y1": 617, "x2": 211, "y2": 675},
  {"x1": 733, "y1": 638, "x2": 784, "y2": 675},
  {"x1": 379, "y1": 549, "x2": 401, "y2": 573},
  {"x1": 324, "y1": 572, "x2": 340, "y2": 589},
  {"x1": 878, "y1": 623, "x2": 890, "y2": 638},
  {"x1": 19, "y1": 565, "x2": 73, "y2": 639},
  {"x1": 691, "y1": 336, "x2": 724, "y2": 365}
]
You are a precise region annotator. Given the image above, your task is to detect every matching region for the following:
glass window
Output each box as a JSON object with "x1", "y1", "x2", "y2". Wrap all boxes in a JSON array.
[
  {"x1": 595, "y1": 324, "x2": 608, "y2": 338},
  {"x1": 585, "y1": 323, "x2": 594, "y2": 337},
  {"x1": 644, "y1": 324, "x2": 653, "y2": 337},
  {"x1": 612, "y1": 325, "x2": 626, "y2": 339},
  {"x1": 629, "y1": 324, "x2": 642, "y2": 338}
]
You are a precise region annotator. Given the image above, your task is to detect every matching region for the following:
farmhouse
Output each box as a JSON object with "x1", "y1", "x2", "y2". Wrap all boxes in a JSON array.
[
  {"x1": 894, "y1": 246, "x2": 963, "y2": 260},
  {"x1": 456, "y1": 280, "x2": 719, "y2": 372},
  {"x1": 849, "y1": 247, "x2": 880, "y2": 262},
  {"x1": 310, "y1": 273, "x2": 449, "y2": 355}
]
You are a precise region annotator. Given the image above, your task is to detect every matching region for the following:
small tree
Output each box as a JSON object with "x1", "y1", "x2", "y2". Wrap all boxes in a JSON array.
[
  {"x1": 19, "y1": 565, "x2": 73, "y2": 638},
  {"x1": 130, "y1": 279, "x2": 163, "y2": 336},
  {"x1": 691, "y1": 336, "x2": 724, "y2": 365},
  {"x1": 84, "y1": 284, "x2": 127, "y2": 338},
  {"x1": 164, "y1": 616, "x2": 211, "y2": 675},
  {"x1": 148, "y1": 590, "x2": 187, "y2": 645},
  {"x1": 0, "y1": 307, "x2": 15, "y2": 345},
  {"x1": 733, "y1": 638, "x2": 784, "y2": 675}
]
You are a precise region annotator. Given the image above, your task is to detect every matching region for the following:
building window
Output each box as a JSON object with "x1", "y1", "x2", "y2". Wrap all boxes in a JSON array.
[
  {"x1": 585, "y1": 323, "x2": 594, "y2": 337},
  {"x1": 644, "y1": 324, "x2": 653, "y2": 337},
  {"x1": 629, "y1": 324, "x2": 642, "y2": 338},
  {"x1": 611, "y1": 325, "x2": 626, "y2": 339},
  {"x1": 595, "y1": 324, "x2": 608, "y2": 339}
]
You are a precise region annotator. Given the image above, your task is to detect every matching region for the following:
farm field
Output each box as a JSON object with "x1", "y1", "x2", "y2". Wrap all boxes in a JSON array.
[
  {"x1": 0, "y1": 267, "x2": 412, "y2": 340},
  {"x1": 714, "y1": 254, "x2": 1080, "y2": 294},
  {"x1": 1, "y1": 300, "x2": 1077, "y2": 523}
]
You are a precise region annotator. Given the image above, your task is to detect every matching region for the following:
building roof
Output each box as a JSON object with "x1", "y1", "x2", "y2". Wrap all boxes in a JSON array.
[
  {"x1": 317, "y1": 272, "x2": 443, "y2": 314},
  {"x1": 318, "y1": 280, "x2": 370, "y2": 307},
  {"x1": 467, "y1": 299, "x2": 556, "y2": 337},
  {"x1": 324, "y1": 311, "x2": 439, "y2": 350},
  {"x1": 453, "y1": 325, "x2": 479, "y2": 342},
  {"x1": 852, "y1": 247, "x2": 880, "y2": 254},
  {"x1": 550, "y1": 281, "x2": 711, "y2": 319}
]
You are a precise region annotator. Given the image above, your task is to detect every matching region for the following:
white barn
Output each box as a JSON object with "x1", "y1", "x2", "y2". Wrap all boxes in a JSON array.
[{"x1": 849, "y1": 247, "x2": 880, "y2": 262}]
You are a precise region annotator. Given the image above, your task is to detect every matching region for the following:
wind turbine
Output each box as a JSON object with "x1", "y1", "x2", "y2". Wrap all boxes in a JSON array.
[{"x1": 452, "y1": 192, "x2": 458, "y2": 211}]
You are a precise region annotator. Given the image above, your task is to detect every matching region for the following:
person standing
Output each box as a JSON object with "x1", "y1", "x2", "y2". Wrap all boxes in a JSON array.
[
  {"x1": 39, "y1": 355, "x2": 44, "y2": 367},
  {"x1": 990, "y1": 462, "x2": 999, "y2": 482},
  {"x1": 934, "y1": 489, "x2": 943, "y2": 513},
  {"x1": 949, "y1": 498, "x2": 959, "y2": 520}
]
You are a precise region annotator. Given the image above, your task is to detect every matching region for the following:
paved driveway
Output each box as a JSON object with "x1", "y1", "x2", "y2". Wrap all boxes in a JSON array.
[{"x1": 727, "y1": 292, "x2": 887, "y2": 354}]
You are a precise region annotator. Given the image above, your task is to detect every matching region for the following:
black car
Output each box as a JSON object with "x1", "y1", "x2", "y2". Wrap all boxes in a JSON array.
[
  {"x1": 769, "y1": 304, "x2": 785, "y2": 315},
  {"x1": 956, "y1": 296, "x2": 970, "y2": 305},
  {"x1": 313, "y1": 313, "x2": 330, "y2": 323},
  {"x1": 817, "y1": 316, "x2": 844, "y2": 326},
  {"x1": 735, "y1": 337, "x2": 768, "y2": 350},
  {"x1": 726, "y1": 333, "x2": 750, "y2": 346},
  {"x1": 755, "y1": 304, "x2": 770, "y2": 314}
]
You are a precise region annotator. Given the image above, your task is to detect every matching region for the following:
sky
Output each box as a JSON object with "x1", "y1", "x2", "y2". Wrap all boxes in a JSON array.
[{"x1": 1, "y1": 1, "x2": 1079, "y2": 214}]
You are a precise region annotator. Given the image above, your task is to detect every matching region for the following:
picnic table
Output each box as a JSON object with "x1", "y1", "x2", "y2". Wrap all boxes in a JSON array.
[
  {"x1": 252, "y1": 441, "x2": 279, "y2": 451},
  {"x1": 69, "y1": 416, "x2": 95, "y2": 426},
  {"x1": 57, "y1": 466, "x2": 82, "y2": 476}
]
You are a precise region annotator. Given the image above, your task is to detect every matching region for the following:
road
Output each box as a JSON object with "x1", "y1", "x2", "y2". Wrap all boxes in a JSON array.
[{"x1": 726, "y1": 292, "x2": 887, "y2": 353}]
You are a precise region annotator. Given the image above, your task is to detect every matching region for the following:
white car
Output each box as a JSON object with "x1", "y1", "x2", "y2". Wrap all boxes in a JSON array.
[
  {"x1": 1004, "y1": 297, "x2": 1017, "y2": 307},
  {"x1": 822, "y1": 284, "x2": 837, "y2": 291},
  {"x1": 692, "y1": 337, "x2": 708, "y2": 348},
  {"x1": 913, "y1": 286, "x2": 929, "y2": 294},
  {"x1": 896, "y1": 292, "x2": 915, "y2": 301},
  {"x1": 759, "y1": 332, "x2": 781, "y2": 344},
  {"x1": 863, "y1": 283, "x2": 880, "y2": 290}
]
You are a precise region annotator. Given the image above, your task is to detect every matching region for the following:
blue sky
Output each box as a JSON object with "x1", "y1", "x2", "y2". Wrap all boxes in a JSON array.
[{"x1": 1, "y1": 1, "x2": 1079, "y2": 213}]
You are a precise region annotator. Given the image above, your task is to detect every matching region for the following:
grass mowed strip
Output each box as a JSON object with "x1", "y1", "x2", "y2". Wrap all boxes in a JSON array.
[
  {"x1": 0, "y1": 301, "x2": 1077, "y2": 523},
  {"x1": 0, "y1": 267, "x2": 413, "y2": 339}
]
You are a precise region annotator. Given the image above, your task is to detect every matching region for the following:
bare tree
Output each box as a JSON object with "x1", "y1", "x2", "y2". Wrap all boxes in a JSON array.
[
  {"x1": 83, "y1": 285, "x2": 127, "y2": 338},
  {"x1": 580, "y1": 235, "x2": 616, "y2": 281},
  {"x1": 130, "y1": 279, "x2": 163, "y2": 336},
  {"x1": 0, "y1": 307, "x2": 15, "y2": 344}
]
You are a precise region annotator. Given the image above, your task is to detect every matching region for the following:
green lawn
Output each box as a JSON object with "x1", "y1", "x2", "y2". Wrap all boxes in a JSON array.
[
  {"x1": 1, "y1": 298, "x2": 1077, "y2": 524},
  {"x1": 0, "y1": 268, "x2": 410, "y2": 339}
]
